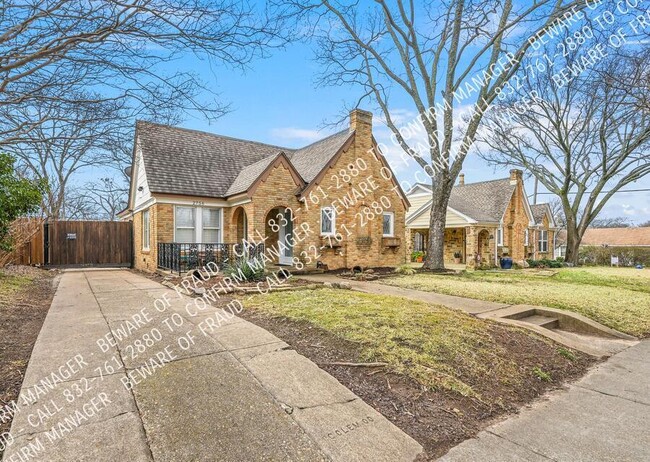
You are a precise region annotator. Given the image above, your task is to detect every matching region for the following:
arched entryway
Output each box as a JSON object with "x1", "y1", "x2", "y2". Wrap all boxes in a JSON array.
[
  {"x1": 477, "y1": 229, "x2": 491, "y2": 267},
  {"x1": 233, "y1": 207, "x2": 248, "y2": 243},
  {"x1": 264, "y1": 206, "x2": 294, "y2": 265}
]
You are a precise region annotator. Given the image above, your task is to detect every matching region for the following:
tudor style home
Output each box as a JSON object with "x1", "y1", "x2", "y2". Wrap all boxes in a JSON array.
[
  {"x1": 118, "y1": 110, "x2": 409, "y2": 273},
  {"x1": 406, "y1": 170, "x2": 558, "y2": 268}
]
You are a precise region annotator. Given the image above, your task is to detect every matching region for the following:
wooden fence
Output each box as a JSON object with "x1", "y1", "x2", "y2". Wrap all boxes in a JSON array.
[{"x1": 1, "y1": 219, "x2": 133, "y2": 267}]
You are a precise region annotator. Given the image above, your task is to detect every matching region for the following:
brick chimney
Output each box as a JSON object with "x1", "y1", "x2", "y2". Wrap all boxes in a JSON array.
[
  {"x1": 509, "y1": 169, "x2": 523, "y2": 185},
  {"x1": 349, "y1": 109, "x2": 373, "y2": 134},
  {"x1": 458, "y1": 173, "x2": 465, "y2": 186}
]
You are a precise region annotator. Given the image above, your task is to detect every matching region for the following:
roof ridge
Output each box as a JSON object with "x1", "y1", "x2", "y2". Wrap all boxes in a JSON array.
[
  {"x1": 136, "y1": 120, "x2": 294, "y2": 152},
  {"x1": 293, "y1": 129, "x2": 351, "y2": 151},
  {"x1": 453, "y1": 177, "x2": 510, "y2": 188}
]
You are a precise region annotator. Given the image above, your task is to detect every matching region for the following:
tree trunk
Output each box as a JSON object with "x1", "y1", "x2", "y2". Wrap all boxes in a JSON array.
[
  {"x1": 564, "y1": 233, "x2": 581, "y2": 265},
  {"x1": 423, "y1": 178, "x2": 451, "y2": 271}
]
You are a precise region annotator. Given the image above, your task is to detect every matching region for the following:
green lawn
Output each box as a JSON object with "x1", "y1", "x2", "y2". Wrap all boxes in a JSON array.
[
  {"x1": 245, "y1": 288, "x2": 574, "y2": 401},
  {"x1": 385, "y1": 267, "x2": 650, "y2": 337}
]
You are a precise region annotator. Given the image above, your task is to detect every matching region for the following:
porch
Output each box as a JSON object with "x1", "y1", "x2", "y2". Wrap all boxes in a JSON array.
[
  {"x1": 157, "y1": 242, "x2": 265, "y2": 274},
  {"x1": 408, "y1": 226, "x2": 498, "y2": 269}
]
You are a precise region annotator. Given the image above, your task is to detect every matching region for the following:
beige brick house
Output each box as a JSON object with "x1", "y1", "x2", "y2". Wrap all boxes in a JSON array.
[
  {"x1": 119, "y1": 110, "x2": 409, "y2": 273},
  {"x1": 406, "y1": 170, "x2": 558, "y2": 268}
]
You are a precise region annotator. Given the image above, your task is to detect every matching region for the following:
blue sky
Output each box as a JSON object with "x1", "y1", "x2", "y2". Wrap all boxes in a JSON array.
[{"x1": 140, "y1": 37, "x2": 650, "y2": 225}]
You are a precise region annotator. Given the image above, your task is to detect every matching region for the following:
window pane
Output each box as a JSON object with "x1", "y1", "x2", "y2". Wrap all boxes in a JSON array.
[
  {"x1": 202, "y1": 228, "x2": 219, "y2": 243},
  {"x1": 203, "y1": 208, "x2": 220, "y2": 228},
  {"x1": 383, "y1": 214, "x2": 392, "y2": 235},
  {"x1": 142, "y1": 210, "x2": 150, "y2": 249},
  {"x1": 321, "y1": 208, "x2": 333, "y2": 233},
  {"x1": 176, "y1": 207, "x2": 195, "y2": 227},
  {"x1": 176, "y1": 228, "x2": 194, "y2": 243}
]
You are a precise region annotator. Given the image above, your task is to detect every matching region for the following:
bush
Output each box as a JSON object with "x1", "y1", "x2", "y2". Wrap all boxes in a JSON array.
[
  {"x1": 579, "y1": 246, "x2": 650, "y2": 267},
  {"x1": 526, "y1": 258, "x2": 563, "y2": 268},
  {"x1": 223, "y1": 258, "x2": 266, "y2": 281},
  {"x1": 394, "y1": 264, "x2": 416, "y2": 275}
]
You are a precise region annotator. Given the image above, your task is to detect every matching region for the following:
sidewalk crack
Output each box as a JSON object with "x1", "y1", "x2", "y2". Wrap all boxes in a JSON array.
[{"x1": 485, "y1": 430, "x2": 558, "y2": 461}]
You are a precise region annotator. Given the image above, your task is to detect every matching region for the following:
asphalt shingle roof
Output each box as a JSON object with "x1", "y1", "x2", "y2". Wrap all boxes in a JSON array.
[
  {"x1": 530, "y1": 203, "x2": 551, "y2": 225},
  {"x1": 448, "y1": 178, "x2": 516, "y2": 222},
  {"x1": 580, "y1": 227, "x2": 650, "y2": 246},
  {"x1": 136, "y1": 121, "x2": 350, "y2": 198}
]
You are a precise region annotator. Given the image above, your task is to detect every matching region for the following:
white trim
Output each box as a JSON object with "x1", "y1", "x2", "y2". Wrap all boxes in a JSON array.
[
  {"x1": 320, "y1": 206, "x2": 336, "y2": 236},
  {"x1": 406, "y1": 199, "x2": 479, "y2": 226},
  {"x1": 405, "y1": 183, "x2": 432, "y2": 196},
  {"x1": 142, "y1": 208, "x2": 150, "y2": 251},
  {"x1": 519, "y1": 184, "x2": 536, "y2": 226},
  {"x1": 382, "y1": 212, "x2": 395, "y2": 237},
  {"x1": 524, "y1": 228, "x2": 530, "y2": 246},
  {"x1": 173, "y1": 205, "x2": 223, "y2": 243}
]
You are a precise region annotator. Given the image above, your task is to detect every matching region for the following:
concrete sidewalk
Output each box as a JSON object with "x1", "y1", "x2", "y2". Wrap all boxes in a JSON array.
[
  {"x1": 440, "y1": 339, "x2": 650, "y2": 461},
  {"x1": 299, "y1": 273, "x2": 508, "y2": 314},
  {"x1": 3, "y1": 270, "x2": 422, "y2": 462}
]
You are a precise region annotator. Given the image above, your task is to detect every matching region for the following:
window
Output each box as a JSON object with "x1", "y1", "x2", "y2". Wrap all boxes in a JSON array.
[
  {"x1": 524, "y1": 228, "x2": 529, "y2": 246},
  {"x1": 320, "y1": 207, "x2": 335, "y2": 235},
  {"x1": 202, "y1": 208, "x2": 221, "y2": 243},
  {"x1": 142, "y1": 209, "x2": 150, "y2": 250},
  {"x1": 382, "y1": 212, "x2": 394, "y2": 237},
  {"x1": 497, "y1": 227, "x2": 503, "y2": 246},
  {"x1": 175, "y1": 206, "x2": 222, "y2": 243},
  {"x1": 538, "y1": 229, "x2": 548, "y2": 252},
  {"x1": 175, "y1": 206, "x2": 196, "y2": 243}
]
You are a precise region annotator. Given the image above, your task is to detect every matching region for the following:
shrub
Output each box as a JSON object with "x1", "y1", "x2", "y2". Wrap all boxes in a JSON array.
[
  {"x1": 223, "y1": 258, "x2": 266, "y2": 282},
  {"x1": 526, "y1": 258, "x2": 563, "y2": 268},
  {"x1": 394, "y1": 264, "x2": 416, "y2": 275},
  {"x1": 579, "y1": 246, "x2": 650, "y2": 267}
]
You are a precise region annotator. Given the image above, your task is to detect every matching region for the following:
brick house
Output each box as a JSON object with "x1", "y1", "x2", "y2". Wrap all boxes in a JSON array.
[
  {"x1": 405, "y1": 170, "x2": 558, "y2": 268},
  {"x1": 118, "y1": 110, "x2": 409, "y2": 273}
]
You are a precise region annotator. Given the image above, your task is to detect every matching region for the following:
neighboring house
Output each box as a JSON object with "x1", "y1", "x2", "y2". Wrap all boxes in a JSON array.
[
  {"x1": 119, "y1": 110, "x2": 409, "y2": 273},
  {"x1": 555, "y1": 227, "x2": 650, "y2": 257},
  {"x1": 405, "y1": 170, "x2": 558, "y2": 268}
]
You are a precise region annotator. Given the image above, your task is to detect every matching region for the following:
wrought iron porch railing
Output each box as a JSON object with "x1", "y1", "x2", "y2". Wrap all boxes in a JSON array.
[{"x1": 157, "y1": 242, "x2": 265, "y2": 275}]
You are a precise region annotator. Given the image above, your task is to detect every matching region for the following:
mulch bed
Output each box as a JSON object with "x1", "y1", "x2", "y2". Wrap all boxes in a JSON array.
[
  {"x1": 0, "y1": 266, "x2": 58, "y2": 450},
  {"x1": 239, "y1": 310, "x2": 597, "y2": 460}
]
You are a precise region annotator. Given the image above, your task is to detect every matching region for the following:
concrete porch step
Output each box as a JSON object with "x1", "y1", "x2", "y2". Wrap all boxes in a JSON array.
[{"x1": 519, "y1": 314, "x2": 559, "y2": 329}]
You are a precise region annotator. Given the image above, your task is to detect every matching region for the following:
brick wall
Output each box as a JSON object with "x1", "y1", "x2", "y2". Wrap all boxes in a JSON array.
[{"x1": 500, "y1": 170, "x2": 531, "y2": 264}]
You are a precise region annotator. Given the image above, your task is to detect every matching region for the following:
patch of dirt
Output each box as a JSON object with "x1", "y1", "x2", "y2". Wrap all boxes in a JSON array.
[
  {"x1": 239, "y1": 310, "x2": 596, "y2": 460},
  {"x1": 0, "y1": 266, "x2": 58, "y2": 451}
]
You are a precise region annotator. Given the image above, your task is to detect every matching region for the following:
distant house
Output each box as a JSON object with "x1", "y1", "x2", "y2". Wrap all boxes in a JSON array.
[
  {"x1": 118, "y1": 109, "x2": 409, "y2": 273},
  {"x1": 405, "y1": 170, "x2": 558, "y2": 268},
  {"x1": 555, "y1": 227, "x2": 650, "y2": 257}
]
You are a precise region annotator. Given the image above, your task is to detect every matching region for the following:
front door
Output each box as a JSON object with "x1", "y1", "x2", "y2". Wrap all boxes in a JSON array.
[{"x1": 278, "y1": 208, "x2": 294, "y2": 265}]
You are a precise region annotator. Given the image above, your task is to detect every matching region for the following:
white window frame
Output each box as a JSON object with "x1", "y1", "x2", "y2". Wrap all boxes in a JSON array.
[
  {"x1": 497, "y1": 227, "x2": 503, "y2": 246},
  {"x1": 382, "y1": 212, "x2": 395, "y2": 237},
  {"x1": 320, "y1": 207, "x2": 336, "y2": 236},
  {"x1": 201, "y1": 207, "x2": 221, "y2": 243},
  {"x1": 142, "y1": 209, "x2": 150, "y2": 251},
  {"x1": 174, "y1": 206, "x2": 222, "y2": 243},
  {"x1": 538, "y1": 229, "x2": 548, "y2": 253},
  {"x1": 524, "y1": 228, "x2": 529, "y2": 246}
]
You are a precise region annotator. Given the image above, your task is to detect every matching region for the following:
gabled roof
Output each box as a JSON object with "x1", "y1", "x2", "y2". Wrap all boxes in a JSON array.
[
  {"x1": 581, "y1": 227, "x2": 650, "y2": 247},
  {"x1": 134, "y1": 121, "x2": 351, "y2": 199},
  {"x1": 448, "y1": 178, "x2": 516, "y2": 223},
  {"x1": 530, "y1": 203, "x2": 556, "y2": 227},
  {"x1": 406, "y1": 177, "x2": 534, "y2": 225}
]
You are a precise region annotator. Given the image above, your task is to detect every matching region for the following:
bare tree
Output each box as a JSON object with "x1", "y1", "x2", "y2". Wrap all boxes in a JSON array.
[
  {"x1": 479, "y1": 50, "x2": 650, "y2": 264},
  {"x1": 7, "y1": 94, "x2": 128, "y2": 219},
  {"x1": 590, "y1": 217, "x2": 632, "y2": 229},
  {"x1": 278, "y1": 0, "x2": 588, "y2": 269},
  {"x1": 80, "y1": 177, "x2": 127, "y2": 221},
  {"x1": 0, "y1": 0, "x2": 282, "y2": 143}
]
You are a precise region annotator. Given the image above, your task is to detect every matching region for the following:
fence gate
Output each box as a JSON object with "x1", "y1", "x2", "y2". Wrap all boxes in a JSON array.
[{"x1": 45, "y1": 221, "x2": 133, "y2": 267}]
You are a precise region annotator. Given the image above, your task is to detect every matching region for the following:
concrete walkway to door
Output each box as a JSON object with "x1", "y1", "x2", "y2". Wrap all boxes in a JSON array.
[{"x1": 3, "y1": 269, "x2": 422, "y2": 462}]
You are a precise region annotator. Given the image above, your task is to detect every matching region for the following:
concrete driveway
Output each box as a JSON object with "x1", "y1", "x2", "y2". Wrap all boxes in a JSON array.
[{"x1": 3, "y1": 269, "x2": 422, "y2": 462}]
